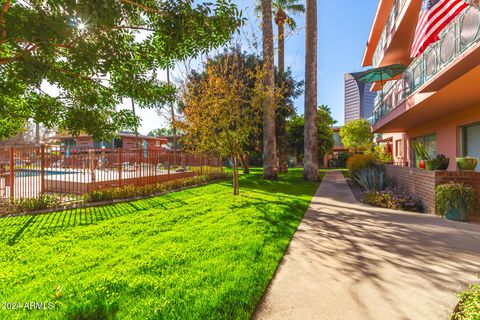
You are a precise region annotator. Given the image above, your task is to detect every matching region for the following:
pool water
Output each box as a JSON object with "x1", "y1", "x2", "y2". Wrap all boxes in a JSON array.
[{"x1": 14, "y1": 170, "x2": 77, "y2": 177}]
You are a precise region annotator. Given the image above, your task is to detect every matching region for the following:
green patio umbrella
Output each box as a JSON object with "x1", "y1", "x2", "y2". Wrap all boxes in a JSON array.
[{"x1": 354, "y1": 63, "x2": 407, "y2": 86}]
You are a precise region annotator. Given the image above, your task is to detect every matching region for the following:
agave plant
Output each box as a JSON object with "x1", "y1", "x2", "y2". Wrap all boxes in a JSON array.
[{"x1": 352, "y1": 167, "x2": 396, "y2": 191}]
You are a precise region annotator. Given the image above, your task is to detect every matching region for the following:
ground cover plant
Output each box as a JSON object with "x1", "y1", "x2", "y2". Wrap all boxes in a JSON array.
[
  {"x1": 452, "y1": 277, "x2": 480, "y2": 320},
  {"x1": 0, "y1": 168, "x2": 321, "y2": 319}
]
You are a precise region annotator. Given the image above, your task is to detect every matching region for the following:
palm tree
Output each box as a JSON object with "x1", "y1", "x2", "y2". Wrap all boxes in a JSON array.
[
  {"x1": 257, "y1": 0, "x2": 304, "y2": 173},
  {"x1": 261, "y1": 0, "x2": 278, "y2": 180},
  {"x1": 303, "y1": 0, "x2": 319, "y2": 181},
  {"x1": 256, "y1": 0, "x2": 305, "y2": 75}
]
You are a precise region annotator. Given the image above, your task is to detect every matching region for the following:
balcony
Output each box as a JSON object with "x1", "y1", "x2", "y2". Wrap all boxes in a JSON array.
[
  {"x1": 372, "y1": 4, "x2": 480, "y2": 127},
  {"x1": 372, "y1": 0, "x2": 409, "y2": 68}
]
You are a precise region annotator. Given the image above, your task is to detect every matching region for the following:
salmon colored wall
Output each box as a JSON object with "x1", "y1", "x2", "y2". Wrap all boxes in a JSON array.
[
  {"x1": 391, "y1": 104, "x2": 480, "y2": 171},
  {"x1": 76, "y1": 137, "x2": 93, "y2": 148}
]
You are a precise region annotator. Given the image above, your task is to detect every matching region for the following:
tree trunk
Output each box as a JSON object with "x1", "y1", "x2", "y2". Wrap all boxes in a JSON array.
[
  {"x1": 261, "y1": 0, "x2": 278, "y2": 180},
  {"x1": 35, "y1": 122, "x2": 40, "y2": 145},
  {"x1": 167, "y1": 66, "x2": 177, "y2": 166},
  {"x1": 277, "y1": 14, "x2": 288, "y2": 173},
  {"x1": 240, "y1": 153, "x2": 250, "y2": 174},
  {"x1": 277, "y1": 12, "x2": 285, "y2": 75},
  {"x1": 304, "y1": 0, "x2": 319, "y2": 181},
  {"x1": 233, "y1": 156, "x2": 240, "y2": 195}
]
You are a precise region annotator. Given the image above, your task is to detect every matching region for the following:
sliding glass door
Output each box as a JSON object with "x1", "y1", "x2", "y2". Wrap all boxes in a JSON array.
[{"x1": 463, "y1": 123, "x2": 480, "y2": 171}]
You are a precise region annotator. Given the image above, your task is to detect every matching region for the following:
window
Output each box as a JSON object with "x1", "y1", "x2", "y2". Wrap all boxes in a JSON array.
[
  {"x1": 395, "y1": 140, "x2": 403, "y2": 157},
  {"x1": 412, "y1": 134, "x2": 437, "y2": 165},
  {"x1": 155, "y1": 141, "x2": 161, "y2": 147},
  {"x1": 462, "y1": 123, "x2": 480, "y2": 171}
]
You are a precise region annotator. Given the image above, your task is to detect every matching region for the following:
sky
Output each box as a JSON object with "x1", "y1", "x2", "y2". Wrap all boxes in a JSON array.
[{"x1": 131, "y1": 0, "x2": 379, "y2": 135}]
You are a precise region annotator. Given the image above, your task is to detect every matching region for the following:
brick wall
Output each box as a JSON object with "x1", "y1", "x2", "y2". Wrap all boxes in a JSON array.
[{"x1": 383, "y1": 165, "x2": 480, "y2": 215}]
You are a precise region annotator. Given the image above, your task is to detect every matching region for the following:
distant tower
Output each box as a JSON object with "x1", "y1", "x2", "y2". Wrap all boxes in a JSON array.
[{"x1": 344, "y1": 72, "x2": 376, "y2": 123}]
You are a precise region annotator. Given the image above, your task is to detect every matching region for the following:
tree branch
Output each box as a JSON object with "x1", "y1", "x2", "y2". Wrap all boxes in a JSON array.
[
  {"x1": 119, "y1": 0, "x2": 165, "y2": 16},
  {"x1": 0, "y1": 0, "x2": 11, "y2": 44}
]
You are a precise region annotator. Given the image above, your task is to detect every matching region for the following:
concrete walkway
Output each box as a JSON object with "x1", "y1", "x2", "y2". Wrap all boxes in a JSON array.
[{"x1": 254, "y1": 171, "x2": 480, "y2": 320}]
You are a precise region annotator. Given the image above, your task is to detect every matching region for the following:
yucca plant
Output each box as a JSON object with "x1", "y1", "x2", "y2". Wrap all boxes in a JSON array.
[{"x1": 352, "y1": 167, "x2": 396, "y2": 191}]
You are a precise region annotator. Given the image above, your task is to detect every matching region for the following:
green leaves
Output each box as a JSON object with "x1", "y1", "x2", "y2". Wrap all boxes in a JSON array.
[
  {"x1": 339, "y1": 119, "x2": 374, "y2": 152},
  {"x1": 0, "y1": 0, "x2": 242, "y2": 139}
]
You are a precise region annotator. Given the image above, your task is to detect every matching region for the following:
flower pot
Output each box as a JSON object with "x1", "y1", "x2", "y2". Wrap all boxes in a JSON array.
[
  {"x1": 436, "y1": 158, "x2": 449, "y2": 171},
  {"x1": 424, "y1": 160, "x2": 437, "y2": 171},
  {"x1": 418, "y1": 159, "x2": 426, "y2": 169},
  {"x1": 456, "y1": 157, "x2": 478, "y2": 171},
  {"x1": 445, "y1": 198, "x2": 469, "y2": 222}
]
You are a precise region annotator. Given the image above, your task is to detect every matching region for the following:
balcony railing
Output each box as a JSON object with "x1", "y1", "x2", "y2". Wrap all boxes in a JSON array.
[
  {"x1": 372, "y1": 3, "x2": 480, "y2": 125},
  {"x1": 372, "y1": 0, "x2": 408, "y2": 68}
]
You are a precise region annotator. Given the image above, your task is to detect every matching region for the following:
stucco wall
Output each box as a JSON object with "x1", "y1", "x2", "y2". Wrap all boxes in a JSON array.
[{"x1": 387, "y1": 104, "x2": 480, "y2": 171}]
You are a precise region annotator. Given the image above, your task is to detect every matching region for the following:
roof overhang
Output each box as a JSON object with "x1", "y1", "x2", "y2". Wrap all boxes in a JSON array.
[{"x1": 362, "y1": 0, "x2": 395, "y2": 67}]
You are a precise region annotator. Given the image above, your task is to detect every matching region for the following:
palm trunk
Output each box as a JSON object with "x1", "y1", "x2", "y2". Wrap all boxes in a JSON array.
[
  {"x1": 304, "y1": 0, "x2": 319, "y2": 181},
  {"x1": 277, "y1": 18, "x2": 289, "y2": 173},
  {"x1": 261, "y1": 0, "x2": 278, "y2": 180}
]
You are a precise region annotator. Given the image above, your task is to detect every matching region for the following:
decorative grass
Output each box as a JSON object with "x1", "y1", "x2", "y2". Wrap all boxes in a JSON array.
[{"x1": 0, "y1": 169, "x2": 321, "y2": 319}]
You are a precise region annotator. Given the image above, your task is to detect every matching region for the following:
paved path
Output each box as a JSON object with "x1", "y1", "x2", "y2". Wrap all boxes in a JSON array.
[{"x1": 254, "y1": 171, "x2": 480, "y2": 320}]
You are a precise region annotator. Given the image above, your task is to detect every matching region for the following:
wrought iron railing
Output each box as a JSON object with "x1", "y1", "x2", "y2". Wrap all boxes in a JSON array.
[
  {"x1": 372, "y1": 3, "x2": 480, "y2": 125},
  {"x1": 372, "y1": 0, "x2": 408, "y2": 68}
]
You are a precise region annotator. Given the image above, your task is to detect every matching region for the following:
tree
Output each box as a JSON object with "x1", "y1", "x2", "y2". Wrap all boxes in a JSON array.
[
  {"x1": 317, "y1": 105, "x2": 335, "y2": 161},
  {"x1": 182, "y1": 48, "x2": 302, "y2": 175},
  {"x1": 0, "y1": 0, "x2": 242, "y2": 140},
  {"x1": 256, "y1": 0, "x2": 305, "y2": 173},
  {"x1": 179, "y1": 53, "x2": 264, "y2": 195},
  {"x1": 303, "y1": 0, "x2": 319, "y2": 181},
  {"x1": 339, "y1": 119, "x2": 374, "y2": 153},
  {"x1": 261, "y1": 0, "x2": 278, "y2": 180},
  {"x1": 286, "y1": 105, "x2": 334, "y2": 164},
  {"x1": 148, "y1": 128, "x2": 173, "y2": 137}
]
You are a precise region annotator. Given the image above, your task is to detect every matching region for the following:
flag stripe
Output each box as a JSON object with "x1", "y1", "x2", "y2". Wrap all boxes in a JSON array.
[
  {"x1": 411, "y1": 1, "x2": 458, "y2": 53},
  {"x1": 410, "y1": 0, "x2": 468, "y2": 58}
]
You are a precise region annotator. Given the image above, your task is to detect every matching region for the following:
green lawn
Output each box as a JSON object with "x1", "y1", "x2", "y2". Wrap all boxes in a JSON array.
[{"x1": 0, "y1": 169, "x2": 321, "y2": 320}]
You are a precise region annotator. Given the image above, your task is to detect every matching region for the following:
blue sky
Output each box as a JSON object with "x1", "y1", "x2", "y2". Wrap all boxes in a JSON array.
[{"x1": 135, "y1": 0, "x2": 379, "y2": 133}]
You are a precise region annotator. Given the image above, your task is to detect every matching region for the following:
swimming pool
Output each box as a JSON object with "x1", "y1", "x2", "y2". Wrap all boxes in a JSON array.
[{"x1": 14, "y1": 170, "x2": 77, "y2": 177}]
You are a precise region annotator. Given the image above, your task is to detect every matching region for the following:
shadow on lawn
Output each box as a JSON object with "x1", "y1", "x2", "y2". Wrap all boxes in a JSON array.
[
  {"x1": 0, "y1": 194, "x2": 189, "y2": 245},
  {"x1": 0, "y1": 169, "x2": 318, "y2": 246}
]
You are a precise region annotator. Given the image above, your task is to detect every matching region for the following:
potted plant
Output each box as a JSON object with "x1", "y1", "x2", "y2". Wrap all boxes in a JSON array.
[
  {"x1": 413, "y1": 140, "x2": 432, "y2": 170},
  {"x1": 435, "y1": 154, "x2": 449, "y2": 170},
  {"x1": 456, "y1": 157, "x2": 478, "y2": 171},
  {"x1": 435, "y1": 183, "x2": 477, "y2": 222}
]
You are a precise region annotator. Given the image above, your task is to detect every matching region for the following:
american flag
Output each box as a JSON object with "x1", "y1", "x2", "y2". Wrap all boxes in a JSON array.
[{"x1": 410, "y1": 0, "x2": 469, "y2": 58}]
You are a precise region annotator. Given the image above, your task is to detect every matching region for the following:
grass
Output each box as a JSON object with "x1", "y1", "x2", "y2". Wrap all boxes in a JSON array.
[{"x1": 0, "y1": 168, "x2": 322, "y2": 319}]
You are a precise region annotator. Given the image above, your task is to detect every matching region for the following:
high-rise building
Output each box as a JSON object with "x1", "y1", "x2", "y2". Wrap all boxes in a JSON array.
[{"x1": 344, "y1": 72, "x2": 376, "y2": 123}]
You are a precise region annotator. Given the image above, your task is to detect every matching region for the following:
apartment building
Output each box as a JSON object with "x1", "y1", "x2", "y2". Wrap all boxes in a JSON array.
[
  {"x1": 362, "y1": 0, "x2": 480, "y2": 212},
  {"x1": 363, "y1": 0, "x2": 479, "y2": 168}
]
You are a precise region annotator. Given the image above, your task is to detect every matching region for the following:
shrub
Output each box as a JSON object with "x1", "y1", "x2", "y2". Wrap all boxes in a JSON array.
[
  {"x1": 371, "y1": 145, "x2": 393, "y2": 164},
  {"x1": 352, "y1": 167, "x2": 395, "y2": 191},
  {"x1": 452, "y1": 277, "x2": 480, "y2": 320},
  {"x1": 0, "y1": 194, "x2": 63, "y2": 216},
  {"x1": 84, "y1": 173, "x2": 229, "y2": 203},
  {"x1": 435, "y1": 183, "x2": 477, "y2": 217},
  {"x1": 346, "y1": 154, "x2": 377, "y2": 172},
  {"x1": 362, "y1": 190, "x2": 422, "y2": 212}
]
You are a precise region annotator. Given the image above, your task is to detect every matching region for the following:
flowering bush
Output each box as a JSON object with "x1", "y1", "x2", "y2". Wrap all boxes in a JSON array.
[{"x1": 362, "y1": 189, "x2": 422, "y2": 212}]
